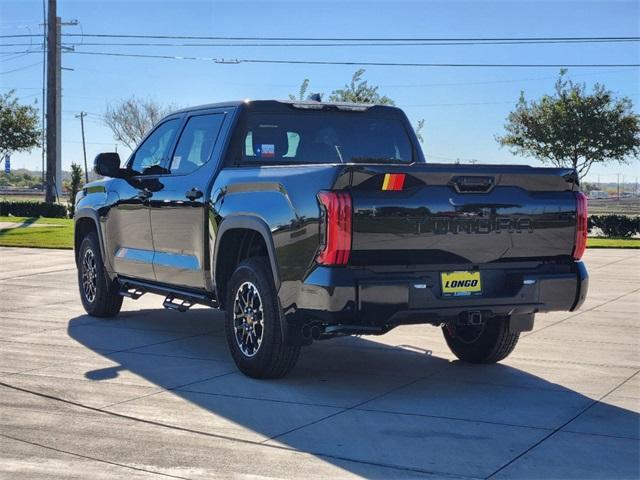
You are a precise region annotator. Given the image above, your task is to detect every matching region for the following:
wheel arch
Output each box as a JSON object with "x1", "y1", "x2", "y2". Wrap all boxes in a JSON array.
[
  {"x1": 74, "y1": 210, "x2": 106, "y2": 266},
  {"x1": 213, "y1": 215, "x2": 280, "y2": 307}
]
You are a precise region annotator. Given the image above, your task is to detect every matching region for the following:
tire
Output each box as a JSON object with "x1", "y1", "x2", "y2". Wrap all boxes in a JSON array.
[
  {"x1": 224, "y1": 257, "x2": 300, "y2": 379},
  {"x1": 77, "y1": 231, "x2": 123, "y2": 317},
  {"x1": 442, "y1": 316, "x2": 519, "y2": 364}
]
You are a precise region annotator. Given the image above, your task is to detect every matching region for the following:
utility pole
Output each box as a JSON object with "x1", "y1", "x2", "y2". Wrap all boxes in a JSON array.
[
  {"x1": 45, "y1": 0, "x2": 57, "y2": 203},
  {"x1": 617, "y1": 173, "x2": 621, "y2": 199},
  {"x1": 41, "y1": 0, "x2": 46, "y2": 187},
  {"x1": 44, "y1": 0, "x2": 77, "y2": 203},
  {"x1": 75, "y1": 112, "x2": 88, "y2": 182}
]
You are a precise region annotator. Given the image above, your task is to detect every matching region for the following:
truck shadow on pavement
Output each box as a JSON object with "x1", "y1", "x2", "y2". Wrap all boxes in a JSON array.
[{"x1": 67, "y1": 308, "x2": 640, "y2": 479}]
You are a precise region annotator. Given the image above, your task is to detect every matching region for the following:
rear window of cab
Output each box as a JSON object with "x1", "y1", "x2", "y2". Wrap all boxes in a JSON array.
[{"x1": 227, "y1": 110, "x2": 414, "y2": 165}]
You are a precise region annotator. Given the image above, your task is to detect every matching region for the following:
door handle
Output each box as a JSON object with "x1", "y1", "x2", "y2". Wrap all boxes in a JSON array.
[
  {"x1": 185, "y1": 187, "x2": 203, "y2": 201},
  {"x1": 136, "y1": 188, "x2": 152, "y2": 200}
]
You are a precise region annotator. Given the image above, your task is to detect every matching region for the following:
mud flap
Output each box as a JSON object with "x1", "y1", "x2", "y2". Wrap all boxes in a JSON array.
[{"x1": 509, "y1": 313, "x2": 535, "y2": 333}]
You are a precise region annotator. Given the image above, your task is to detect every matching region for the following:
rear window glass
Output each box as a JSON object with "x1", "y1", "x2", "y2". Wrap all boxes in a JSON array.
[{"x1": 229, "y1": 111, "x2": 413, "y2": 165}]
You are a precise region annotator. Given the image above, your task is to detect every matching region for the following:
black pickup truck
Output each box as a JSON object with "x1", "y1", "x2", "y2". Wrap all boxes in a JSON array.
[{"x1": 74, "y1": 100, "x2": 589, "y2": 378}]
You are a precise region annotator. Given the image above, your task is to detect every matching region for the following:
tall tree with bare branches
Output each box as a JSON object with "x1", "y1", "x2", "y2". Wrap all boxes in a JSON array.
[{"x1": 103, "y1": 96, "x2": 174, "y2": 150}]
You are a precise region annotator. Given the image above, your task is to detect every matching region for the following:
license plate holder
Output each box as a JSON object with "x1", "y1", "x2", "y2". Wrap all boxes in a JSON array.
[{"x1": 441, "y1": 271, "x2": 482, "y2": 297}]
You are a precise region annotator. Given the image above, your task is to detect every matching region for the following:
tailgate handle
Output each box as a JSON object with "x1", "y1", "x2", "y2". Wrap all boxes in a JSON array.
[{"x1": 450, "y1": 176, "x2": 495, "y2": 193}]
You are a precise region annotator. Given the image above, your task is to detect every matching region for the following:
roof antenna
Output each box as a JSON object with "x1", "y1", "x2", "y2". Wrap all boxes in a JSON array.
[{"x1": 307, "y1": 93, "x2": 323, "y2": 102}]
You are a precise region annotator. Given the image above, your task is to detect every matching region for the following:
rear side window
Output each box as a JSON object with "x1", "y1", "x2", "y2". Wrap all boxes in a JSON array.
[
  {"x1": 229, "y1": 111, "x2": 413, "y2": 165},
  {"x1": 170, "y1": 114, "x2": 224, "y2": 175}
]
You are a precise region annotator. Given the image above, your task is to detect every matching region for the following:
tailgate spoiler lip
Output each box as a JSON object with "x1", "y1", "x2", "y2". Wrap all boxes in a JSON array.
[{"x1": 335, "y1": 163, "x2": 578, "y2": 192}]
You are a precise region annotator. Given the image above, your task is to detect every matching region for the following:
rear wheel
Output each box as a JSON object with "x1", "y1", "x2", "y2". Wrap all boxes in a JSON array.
[
  {"x1": 224, "y1": 257, "x2": 300, "y2": 378},
  {"x1": 442, "y1": 316, "x2": 519, "y2": 363},
  {"x1": 78, "y1": 232, "x2": 123, "y2": 317}
]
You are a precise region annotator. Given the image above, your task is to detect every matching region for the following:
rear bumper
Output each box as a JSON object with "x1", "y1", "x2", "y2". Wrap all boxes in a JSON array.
[{"x1": 288, "y1": 261, "x2": 589, "y2": 329}]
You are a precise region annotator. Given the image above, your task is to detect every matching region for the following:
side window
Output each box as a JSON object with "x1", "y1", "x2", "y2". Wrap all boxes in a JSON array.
[
  {"x1": 170, "y1": 114, "x2": 224, "y2": 175},
  {"x1": 129, "y1": 119, "x2": 180, "y2": 174}
]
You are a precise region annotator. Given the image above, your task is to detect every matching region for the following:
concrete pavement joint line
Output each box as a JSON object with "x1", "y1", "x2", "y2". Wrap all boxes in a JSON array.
[
  {"x1": 0, "y1": 267, "x2": 76, "y2": 281},
  {"x1": 353, "y1": 407, "x2": 555, "y2": 432},
  {"x1": 99, "y1": 371, "x2": 237, "y2": 410},
  {"x1": 559, "y1": 429, "x2": 640, "y2": 441},
  {"x1": 3, "y1": 371, "x2": 169, "y2": 394},
  {"x1": 0, "y1": 331, "x2": 211, "y2": 381},
  {"x1": 105, "y1": 350, "x2": 232, "y2": 364},
  {"x1": 0, "y1": 298, "x2": 80, "y2": 314},
  {"x1": 591, "y1": 255, "x2": 637, "y2": 271},
  {"x1": 0, "y1": 319, "x2": 115, "y2": 341},
  {"x1": 0, "y1": 338, "x2": 118, "y2": 351},
  {"x1": 523, "y1": 286, "x2": 640, "y2": 338},
  {"x1": 527, "y1": 336, "x2": 637, "y2": 346},
  {"x1": 77, "y1": 318, "x2": 225, "y2": 335},
  {"x1": 262, "y1": 374, "x2": 430, "y2": 444},
  {"x1": 171, "y1": 384, "x2": 403, "y2": 410},
  {"x1": 493, "y1": 356, "x2": 638, "y2": 370},
  {"x1": 484, "y1": 369, "x2": 640, "y2": 479},
  {"x1": 0, "y1": 352, "x2": 117, "y2": 379},
  {"x1": 0, "y1": 381, "x2": 475, "y2": 479},
  {"x1": 0, "y1": 433, "x2": 193, "y2": 480}
]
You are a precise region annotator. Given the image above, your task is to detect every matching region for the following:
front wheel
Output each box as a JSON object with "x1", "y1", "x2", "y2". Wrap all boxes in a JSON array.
[
  {"x1": 77, "y1": 232, "x2": 123, "y2": 317},
  {"x1": 442, "y1": 316, "x2": 519, "y2": 363},
  {"x1": 224, "y1": 257, "x2": 300, "y2": 379}
]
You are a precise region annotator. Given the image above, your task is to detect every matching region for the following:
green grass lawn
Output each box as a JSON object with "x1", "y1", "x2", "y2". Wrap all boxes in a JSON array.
[
  {"x1": 587, "y1": 237, "x2": 640, "y2": 249},
  {"x1": 0, "y1": 216, "x2": 73, "y2": 249}
]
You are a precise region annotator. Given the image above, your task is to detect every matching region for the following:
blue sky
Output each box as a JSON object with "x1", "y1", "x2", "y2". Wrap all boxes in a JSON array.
[{"x1": 1, "y1": 0, "x2": 638, "y2": 183}]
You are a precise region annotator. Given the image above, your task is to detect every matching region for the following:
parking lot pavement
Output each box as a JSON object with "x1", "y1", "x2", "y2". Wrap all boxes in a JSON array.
[{"x1": 0, "y1": 246, "x2": 638, "y2": 479}]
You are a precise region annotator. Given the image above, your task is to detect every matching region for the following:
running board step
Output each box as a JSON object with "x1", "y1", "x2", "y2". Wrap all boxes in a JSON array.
[
  {"x1": 117, "y1": 277, "x2": 217, "y2": 309},
  {"x1": 163, "y1": 294, "x2": 194, "y2": 312},
  {"x1": 120, "y1": 286, "x2": 145, "y2": 299}
]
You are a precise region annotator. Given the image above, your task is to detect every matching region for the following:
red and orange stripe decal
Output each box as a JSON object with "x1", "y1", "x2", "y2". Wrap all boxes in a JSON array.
[{"x1": 381, "y1": 173, "x2": 406, "y2": 191}]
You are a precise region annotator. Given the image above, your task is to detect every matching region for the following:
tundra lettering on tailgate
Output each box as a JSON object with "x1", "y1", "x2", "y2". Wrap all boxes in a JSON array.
[{"x1": 417, "y1": 216, "x2": 533, "y2": 235}]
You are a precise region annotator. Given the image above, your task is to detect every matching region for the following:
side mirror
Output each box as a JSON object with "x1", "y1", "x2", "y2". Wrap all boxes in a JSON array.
[{"x1": 94, "y1": 152, "x2": 124, "y2": 178}]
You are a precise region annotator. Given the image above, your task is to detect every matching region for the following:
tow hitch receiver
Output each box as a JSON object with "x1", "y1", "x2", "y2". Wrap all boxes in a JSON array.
[{"x1": 458, "y1": 311, "x2": 485, "y2": 326}]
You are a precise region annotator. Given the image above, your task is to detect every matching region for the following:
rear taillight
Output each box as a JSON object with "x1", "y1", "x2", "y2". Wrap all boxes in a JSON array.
[
  {"x1": 317, "y1": 191, "x2": 352, "y2": 265},
  {"x1": 573, "y1": 191, "x2": 588, "y2": 260}
]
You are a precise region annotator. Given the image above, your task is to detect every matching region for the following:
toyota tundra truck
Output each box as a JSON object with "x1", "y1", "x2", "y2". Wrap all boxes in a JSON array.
[{"x1": 74, "y1": 99, "x2": 589, "y2": 378}]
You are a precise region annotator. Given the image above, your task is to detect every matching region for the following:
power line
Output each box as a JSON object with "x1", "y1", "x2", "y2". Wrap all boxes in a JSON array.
[
  {"x1": 1, "y1": 61, "x2": 43, "y2": 74},
  {"x1": 59, "y1": 34, "x2": 640, "y2": 42},
  {"x1": 66, "y1": 50, "x2": 640, "y2": 68},
  {"x1": 3, "y1": 38, "x2": 640, "y2": 48},
  {"x1": 0, "y1": 51, "x2": 35, "y2": 62},
  {"x1": 384, "y1": 68, "x2": 639, "y2": 88},
  {"x1": 0, "y1": 49, "x2": 43, "y2": 55},
  {"x1": 2, "y1": 33, "x2": 640, "y2": 42}
]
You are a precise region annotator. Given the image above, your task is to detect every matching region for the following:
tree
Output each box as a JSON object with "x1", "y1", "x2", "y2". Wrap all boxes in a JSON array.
[
  {"x1": 329, "y1": 69, "x2": 395, "y2": 105},
  {"x1": 289, "y1": 69, "x2": 425, "y2": 143},
  {"x1": 68, "y1": 163, "x2": 84, "y2": 217},
  {"x1": 0, "y1": 90, "x2": 40, "y2": 160},
  {"x1": 103, "y1": 96, "x2": 174, "y2": 150},
  {"x1": 497, "y1": 70, "x2": 640, "y2": 179},
  {"x1": 580, "y1": 181, "x2": 599, "y2": 194},
  {"x1": 288, "y1": 78, "x2": 310, "y2": 101}
]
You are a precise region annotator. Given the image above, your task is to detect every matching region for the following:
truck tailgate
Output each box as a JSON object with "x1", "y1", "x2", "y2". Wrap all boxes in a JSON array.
[{"x1": 342, "y1": 164, "x2": 579, "y2": 265}]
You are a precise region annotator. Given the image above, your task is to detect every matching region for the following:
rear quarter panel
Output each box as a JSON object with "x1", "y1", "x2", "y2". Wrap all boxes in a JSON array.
[{"x1": 208, "y1": 165, "x2": 339, "y2": 308}]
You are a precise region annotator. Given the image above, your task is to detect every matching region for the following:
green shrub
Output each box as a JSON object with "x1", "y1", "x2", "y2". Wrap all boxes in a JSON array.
[
  {"x1": 0, "y1": 201, "x2": 68, "y2": 218},
  {"x1": 588, "y1": 215, "x2": 640, "y2": 238}
]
